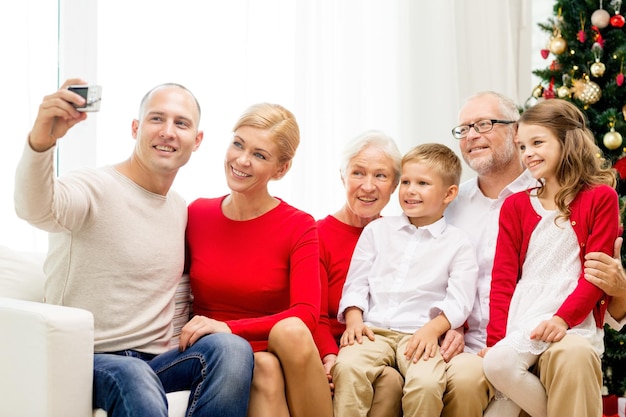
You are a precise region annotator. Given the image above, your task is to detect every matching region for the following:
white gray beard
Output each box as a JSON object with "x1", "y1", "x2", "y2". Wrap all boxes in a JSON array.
[{"x1": 466, "y1": 142, "x2": 517, "y2": 177}]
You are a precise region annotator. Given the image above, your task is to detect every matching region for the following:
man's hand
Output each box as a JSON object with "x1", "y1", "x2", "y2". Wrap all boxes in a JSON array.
[
  {"x1": 585, "y1": 237, "x2": 626, "y2": 322},
  {"x1": 29, "y1": 78, "x2": 89, "y2": 152},
  {"x1": 440, "y1": 327, "x2": 465, "y2": 362},
  {"x1": 584, "y1": 237, "x2": 626, "y2": 298}
]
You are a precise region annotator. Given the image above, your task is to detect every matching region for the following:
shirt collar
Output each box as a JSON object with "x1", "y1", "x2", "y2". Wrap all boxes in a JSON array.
[
  {"x1": 465, "y1": 169, "x2": 536, "y2": 200},
  {"x1": 500, "y1": 169, "x2": 536, "y2": 198},
  {"x1": 397, "y1": 213, "x2": 447, "y2": 238}
]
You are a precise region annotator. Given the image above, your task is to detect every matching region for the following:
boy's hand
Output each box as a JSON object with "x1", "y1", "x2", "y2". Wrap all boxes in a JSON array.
[
  {"x1": 530, "y1": 316, "x2": 567, "y2": 343},
  {"x1": 404, "y1": 313, "x2": 450, "y2": 363},
  {"x1": 404, "y1": 325, "x2": 440, "y2": 363},
  {"x1": 340, "y1": 322, "x2": 375, "y2": 346},
  {"x1": 340, "y1": 307, "x2": 375, "y2": 346}
]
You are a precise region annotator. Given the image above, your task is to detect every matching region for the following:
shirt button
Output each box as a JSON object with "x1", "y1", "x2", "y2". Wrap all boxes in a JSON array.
[{"x1": 571, "y1": 221, "x2": 577, "y2": 226}]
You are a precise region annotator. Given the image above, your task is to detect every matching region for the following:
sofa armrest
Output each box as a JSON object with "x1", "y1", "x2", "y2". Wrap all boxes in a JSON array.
[{"x1": 0, "y1": 297, "x2": 94, "y2": 417}]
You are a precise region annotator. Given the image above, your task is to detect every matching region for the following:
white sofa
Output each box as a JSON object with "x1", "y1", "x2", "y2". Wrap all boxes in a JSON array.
[{"x1": 0, "y1": 246, "x2": 191, "y2": 417}]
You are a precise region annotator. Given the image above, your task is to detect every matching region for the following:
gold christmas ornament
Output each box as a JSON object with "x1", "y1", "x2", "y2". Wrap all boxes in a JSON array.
[
  {"x1": 603, "y1": 127, "x2": 623, "y2": 150},
  {"x1": 572, "y1": 78, "x2": 602, "y2": 104},
  {"x1": 549, "y1": 36, "x2": 567, "y2": 55},
  {"x1": 557, "y1": 86, "x2": 571, "y2": 98},
  {"x1": 532, "y1": 85, "x2": 544, "y2": 98},
  {"x1": 591, "y1": 61, "x2": 606, "y2": 77}
]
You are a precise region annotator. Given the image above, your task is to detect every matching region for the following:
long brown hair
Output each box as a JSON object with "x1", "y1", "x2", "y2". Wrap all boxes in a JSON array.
[{"x1": 518, "y1": 99, "x2": 616, "y2": 219}]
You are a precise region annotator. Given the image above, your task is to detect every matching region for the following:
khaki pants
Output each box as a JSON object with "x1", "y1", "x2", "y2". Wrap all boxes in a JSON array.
[
  {"x1": 441, "y1": 352, "x2": 493, "y2": 417},
  {"x1": 441, "y1": 334, "x2": 602, "y2": 417},
  {"x1": 332, "y1": 328, "x2": 445, "y2": 417},
  {"x1": 525, "y1": 334, "x2": 602, "y2": 417},
  {"x1": 370, "y1": 365, "x2": 403, "y2": 417}
]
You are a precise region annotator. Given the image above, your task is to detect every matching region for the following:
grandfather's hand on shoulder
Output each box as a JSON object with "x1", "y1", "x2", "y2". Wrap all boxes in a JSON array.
[
  {"x1": 179, "y1": 315, "x2": 231, "y2": 352},
  {"x1": 584, "y1": 237, "x2": 626, "y2": 297}
]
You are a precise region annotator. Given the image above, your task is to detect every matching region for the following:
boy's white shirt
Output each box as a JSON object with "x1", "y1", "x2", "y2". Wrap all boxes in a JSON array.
[{"x1": 337, "y1": 214, "x2": 478, "y2": 333}]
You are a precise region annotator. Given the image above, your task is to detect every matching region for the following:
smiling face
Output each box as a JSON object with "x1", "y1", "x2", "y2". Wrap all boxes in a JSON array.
[
  {"x1": 399, "y1": 160, "x2": 457, "y2": 227},
  {"x1": 516, "y1": 122, "x2": 562, "y2": 186},
  {"x1": 224, "y1": 125, "x2": 288, "y2": 196},
  {"x1": 457, "y1": 94, "x2": 517, "y2": 176},
  {"x1": 342, "y1": 145, "x2": 398, "y2": 226},
  {"x1": 131, "y1": 85, "x2": 203, "y2": 176}
]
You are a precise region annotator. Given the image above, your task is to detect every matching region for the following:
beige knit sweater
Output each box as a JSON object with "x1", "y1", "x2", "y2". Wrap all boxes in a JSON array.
[{"x1": 15, "y1": 142, "x2": 187, "y2": 354}]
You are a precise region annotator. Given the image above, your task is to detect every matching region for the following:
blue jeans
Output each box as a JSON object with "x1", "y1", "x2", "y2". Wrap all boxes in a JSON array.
[{"x1": 93, "y1": 333, "x2": 254, "y2": 417}]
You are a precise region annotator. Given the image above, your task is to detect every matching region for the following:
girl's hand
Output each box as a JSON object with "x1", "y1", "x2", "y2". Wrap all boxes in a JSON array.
[
  {"x1": 530, "y1": 316, "x2": 567, "y2": 343},
  {"x1": 179, "y1": 315, "x2": 231, "y2": 351}
]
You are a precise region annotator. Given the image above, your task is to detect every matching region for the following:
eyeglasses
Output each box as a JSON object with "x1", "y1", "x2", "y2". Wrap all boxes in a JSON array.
[{"x1": 451, "y1": 119, "x2": 516, "y2": 139}]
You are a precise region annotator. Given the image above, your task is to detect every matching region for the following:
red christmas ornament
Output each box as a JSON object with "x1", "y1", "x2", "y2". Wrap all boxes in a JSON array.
[
  {"x1": 591, "y1": 26, "x2": 605, "y2": 48},
  {"x1": 543, "y1": 77, "x2": 556, "y2": 99},
  {"x1": 613, "y1": 156, "x2": 626, "y2": 179},
  {"x1": 617, "y1": 73, "x2": 625, "y2": 87},
  {"x1": 610, "y1": 14, "x2": 625, "y2": 27},
  {"x1": 577, "y1": 30, "x2": 586, "y2": 43},
  {"x1": 541, "y1": 49, "x2": 550, "y2": 59}
]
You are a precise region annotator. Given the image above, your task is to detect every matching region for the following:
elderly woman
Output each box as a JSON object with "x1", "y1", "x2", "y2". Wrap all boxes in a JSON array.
[
  {"x1": 313, "y1": 130, "x2": 404, "y2": 417},
  {"x1": 182, "y1": 103, "x2": 332, "y2": 417}
]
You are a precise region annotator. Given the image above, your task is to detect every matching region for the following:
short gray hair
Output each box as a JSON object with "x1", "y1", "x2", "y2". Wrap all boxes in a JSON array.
[{"x1": 339, "y1": 130, "x2": 402, "y2": 186}]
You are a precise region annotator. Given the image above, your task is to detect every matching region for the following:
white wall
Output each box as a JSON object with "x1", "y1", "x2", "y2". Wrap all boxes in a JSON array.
[{"x1": 3, "y1": 0, "x2": 554, "y2": 251}]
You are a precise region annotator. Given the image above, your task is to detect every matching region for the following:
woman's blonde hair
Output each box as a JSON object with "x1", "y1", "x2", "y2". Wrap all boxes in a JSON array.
[
  {"x1": 518, "y1": 99, "x2": 616, "y2": 218},
  {"x1": 233, "y1": 103, "x2": 300, "y2": 166}
]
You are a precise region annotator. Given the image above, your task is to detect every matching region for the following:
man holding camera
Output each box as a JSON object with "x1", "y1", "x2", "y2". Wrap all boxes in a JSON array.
[{"x1": 14, "y1": 79, "x2": 254, "y2": 417}]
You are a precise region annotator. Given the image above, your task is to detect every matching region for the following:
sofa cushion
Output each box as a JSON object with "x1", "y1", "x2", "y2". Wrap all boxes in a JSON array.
[
  {"x1": 0, "y1": 246, "x2": 191, "y2": 337},
  {"x1": 0, "y1": 245, "x2": 46, "y2": 301}
]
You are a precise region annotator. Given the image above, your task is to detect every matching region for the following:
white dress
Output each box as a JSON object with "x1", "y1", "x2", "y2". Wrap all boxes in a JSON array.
[{"x1": 496, "y1": 195, "x2": 605, "y2": 356}]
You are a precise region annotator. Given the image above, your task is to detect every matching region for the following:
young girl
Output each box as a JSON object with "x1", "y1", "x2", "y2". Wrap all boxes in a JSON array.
[{"x1": 480, "y1": 99, "x2": 620, "y2": 417}]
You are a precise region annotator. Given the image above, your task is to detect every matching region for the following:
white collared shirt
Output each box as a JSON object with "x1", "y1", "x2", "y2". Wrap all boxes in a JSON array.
[
  {"x1": 445, "y1": 170, "x2": 536, "y2": 353},
  {"x1": 337, "y1": 215, "x2": 478, "y2": 333}
]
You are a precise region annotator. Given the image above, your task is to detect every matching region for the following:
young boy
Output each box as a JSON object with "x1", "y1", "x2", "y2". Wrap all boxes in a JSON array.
[{"x1": 331, "y1": 143, "x2": 479, "y2": 417}]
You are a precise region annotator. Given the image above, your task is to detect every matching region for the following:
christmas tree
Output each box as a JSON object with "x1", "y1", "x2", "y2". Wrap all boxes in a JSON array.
[{"x1": 532, "y1": 0, "x2": 626, "y2": 397}]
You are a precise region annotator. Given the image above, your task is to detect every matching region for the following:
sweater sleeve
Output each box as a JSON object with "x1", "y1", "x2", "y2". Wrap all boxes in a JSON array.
[
  {"x1": 312, "y1": 255, "x2": 339, "y2": 359},
  {"x1": 555, "y1": 186, "x2": 618, "y2": 328},
  {"x1": 15, "y1": 139, "x2": 93, "y2": 232},
  {"x1": 487, "y1": 195, "x2": 524, "y2": 346}
]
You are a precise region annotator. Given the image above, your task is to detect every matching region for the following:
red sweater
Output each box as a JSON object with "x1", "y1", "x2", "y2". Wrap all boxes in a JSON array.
[
  {"x1": 313, "y1": 215, "x2": 363, "y2": 358},
  {"x1": 186, "y1": 196, "x2": 320, "y2": 352},
  {"x1": 487, "y1": 185, "x2": 619, "y2": 347}
]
